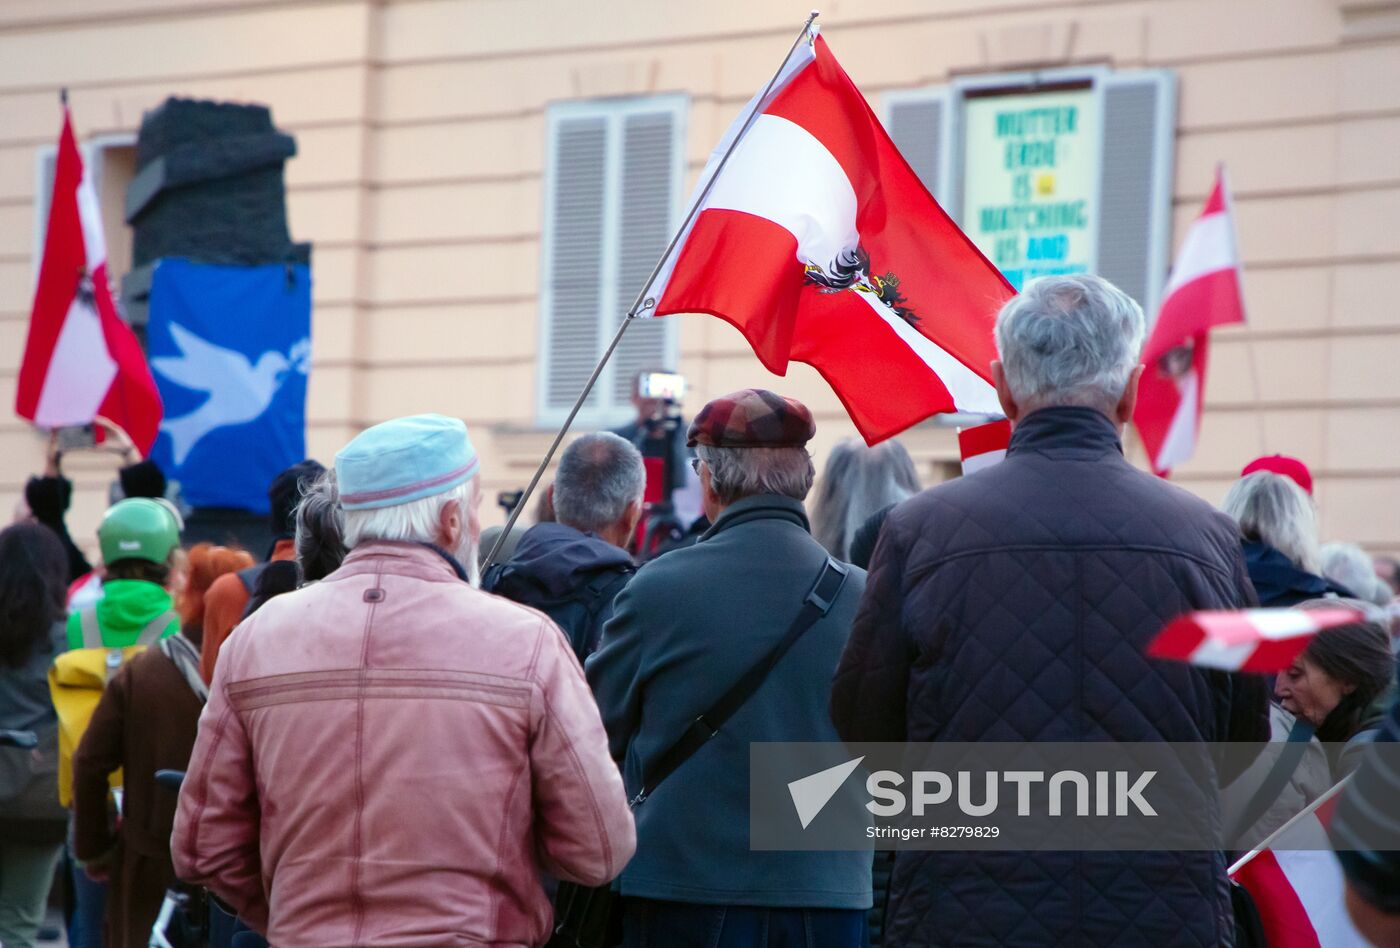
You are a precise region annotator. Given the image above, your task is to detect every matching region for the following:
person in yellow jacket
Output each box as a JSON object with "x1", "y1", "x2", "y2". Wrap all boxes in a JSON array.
[{"x1": 52, "y1": 498, "x2": 180, "y2": 948}]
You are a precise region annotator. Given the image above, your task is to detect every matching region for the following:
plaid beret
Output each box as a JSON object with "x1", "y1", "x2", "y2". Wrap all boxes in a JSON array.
[{"x1": 687, "y1": 389, "x2": 815, "y2": 448}]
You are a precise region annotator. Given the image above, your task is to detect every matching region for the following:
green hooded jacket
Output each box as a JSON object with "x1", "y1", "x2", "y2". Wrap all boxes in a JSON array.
[{"x1": 64, "y1": 579, "x2": 180, "y2": 651}]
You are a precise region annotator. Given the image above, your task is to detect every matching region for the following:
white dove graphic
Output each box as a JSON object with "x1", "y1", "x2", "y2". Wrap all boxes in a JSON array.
[{"x1": 152, "y1": 323, "x2": 307, "y2": 466}]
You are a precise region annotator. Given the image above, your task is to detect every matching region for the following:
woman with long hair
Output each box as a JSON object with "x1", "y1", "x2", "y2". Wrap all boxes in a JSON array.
[
  {"x1": 0, "y1": 522, "x2": 71, "y2": 948},
  {"x1": 810, "y1": 438, "x2": 920, "y2": 564},
  {"x1": 1221, "y1": 471, "x2": 1353, "y2": 607},
  {"x1": 71, "y1": 543, "x2": 252, "y2": 948}
]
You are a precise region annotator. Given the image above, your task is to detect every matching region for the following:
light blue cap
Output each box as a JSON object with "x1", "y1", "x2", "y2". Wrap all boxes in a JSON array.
[{"x1": 336, "y1": 414, "x2": 479, "y2": 511}]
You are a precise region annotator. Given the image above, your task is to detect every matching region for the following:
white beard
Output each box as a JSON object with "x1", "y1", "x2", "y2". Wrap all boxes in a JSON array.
[{"x1": 455, "y1": 533, "x2": 480, "y2": 588}]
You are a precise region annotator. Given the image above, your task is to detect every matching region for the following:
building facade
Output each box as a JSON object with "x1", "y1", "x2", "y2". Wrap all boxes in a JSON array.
[{"x1": 1, "y1": 0, "x2": 1397, "y2": 554}]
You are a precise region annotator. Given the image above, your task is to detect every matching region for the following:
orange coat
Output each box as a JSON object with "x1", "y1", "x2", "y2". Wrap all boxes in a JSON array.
[{"x1": 199, "y1": 538, "x2": 295, "y2": 683}]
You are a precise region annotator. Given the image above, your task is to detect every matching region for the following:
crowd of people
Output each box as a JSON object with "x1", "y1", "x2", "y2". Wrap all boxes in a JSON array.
[{"x1": 1, "y1": 273, "x2": 1397, "y2": 947}]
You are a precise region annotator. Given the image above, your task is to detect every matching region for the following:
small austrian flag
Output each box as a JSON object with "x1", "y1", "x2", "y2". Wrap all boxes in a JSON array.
[
  {"x1": 958, "y1": 419, "x2": 1011, "y2": 475},
  {"x1": 1147, "y1": 607, "x2": 1366, "y2": 673}
]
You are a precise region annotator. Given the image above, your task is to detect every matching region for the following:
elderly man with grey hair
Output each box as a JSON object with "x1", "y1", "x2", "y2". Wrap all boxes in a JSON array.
[
  {"x1": 484, "y1": 431, "x2": 645, "y2": 660},
  {"x1": 586, "y1": 388, "x2": 872, "y2": 947},
  {"x1": 832, "y1": 274, "x2": 1270, "y2": 947},
  {"x1": 173, "y1": 414, "x2": 634, "y2": 946}
]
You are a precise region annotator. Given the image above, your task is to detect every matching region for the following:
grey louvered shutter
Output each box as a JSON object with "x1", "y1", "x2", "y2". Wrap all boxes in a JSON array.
[
  {"x1": 885, "y1": 90, "x2": 953, "y2": 210},
  {"x1": 31, "y1": 147, "x2": 57, "y2": 281},
  {"x1": 541, "y1": 115, "x2": 609, "y2": 413},
  {"x1": 1095, "y1": 71, "x2": 1176, "y2": 318},
  {"x1": 611, "y1": 109, "x2": 680, "y2": 404}
]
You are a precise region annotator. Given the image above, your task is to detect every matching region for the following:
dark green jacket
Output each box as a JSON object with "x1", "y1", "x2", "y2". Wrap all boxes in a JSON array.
[{"x1": 586, "y1": 494, "x2": 871, "y2": 909}]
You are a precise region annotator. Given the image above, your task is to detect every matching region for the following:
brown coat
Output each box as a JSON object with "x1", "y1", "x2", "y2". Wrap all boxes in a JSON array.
[{"x1": 72, "y1": 640, "x2": 203, "y2": 948}]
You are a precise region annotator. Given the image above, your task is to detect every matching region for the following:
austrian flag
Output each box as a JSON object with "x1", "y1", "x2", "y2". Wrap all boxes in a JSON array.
[
  {"x1": 15, "y1": 105, "x2": 162, "y2": 453},
  {"x1": 648, "y1": 33, "x2": 1014, "y2": 443}
]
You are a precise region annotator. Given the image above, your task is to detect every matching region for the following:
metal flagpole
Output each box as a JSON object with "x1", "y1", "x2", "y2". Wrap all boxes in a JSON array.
[
  {"x1": 1225, "y1": 773, "x2": 1352, "y2": 877},
  {"x1": 482, "y1": 9, "x2": 822, "y2": 570}
]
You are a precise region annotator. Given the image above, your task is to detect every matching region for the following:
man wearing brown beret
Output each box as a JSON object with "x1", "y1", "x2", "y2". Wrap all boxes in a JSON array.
[{"x1": 586, "y1": 388, "x2": 871, "y2": 947}]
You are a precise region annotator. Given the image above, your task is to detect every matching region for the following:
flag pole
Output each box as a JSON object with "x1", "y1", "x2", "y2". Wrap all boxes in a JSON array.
[
  {"x1": 482, "y1": 9, "x2": 822, "y2": 570},
  {"x1": 1226, "y1": 773, "x2": 1352, "y2": 877}
]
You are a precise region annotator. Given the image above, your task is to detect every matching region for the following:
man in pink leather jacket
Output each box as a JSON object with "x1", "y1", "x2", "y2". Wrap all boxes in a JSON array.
[{"x1": 171, "y1": 414, "x2": 635, "y2": 947}]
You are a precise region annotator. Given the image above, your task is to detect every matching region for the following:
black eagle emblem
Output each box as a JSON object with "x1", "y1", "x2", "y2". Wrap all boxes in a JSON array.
[{"x1": 803, "y1": 245, "x2": 919, "y2": 326}]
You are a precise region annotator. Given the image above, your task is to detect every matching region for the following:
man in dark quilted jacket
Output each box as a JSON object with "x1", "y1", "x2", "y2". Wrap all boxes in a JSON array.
[{"x1": 832, "y1": 274, "x2": 1270, "y2": 947}]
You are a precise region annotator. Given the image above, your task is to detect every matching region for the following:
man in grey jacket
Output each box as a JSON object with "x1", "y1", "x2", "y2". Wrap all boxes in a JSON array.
[{"x1": 587, "y1": 388, "x2": 871, "y2": 948}]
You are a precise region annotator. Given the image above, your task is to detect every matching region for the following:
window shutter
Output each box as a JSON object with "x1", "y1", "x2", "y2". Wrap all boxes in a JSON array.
[
  {"x1": 541, "y1": 115, "x2": 609, "y2": 413},
  {"x1": 32, "y1": 146, "x2": 57, "y2": 282},
  {"x1": 611, "y1": 109, "x2": 680, "y2": 404},
  {"x1": 1095, "y1": 71, "x2": 1176, "y2": 318},
  {"x1": 885, "y1": 90, "x2": 953, "y2": 210},
  {"x1": 539, "y1": 97, "x2": 684, "y2": 425}
]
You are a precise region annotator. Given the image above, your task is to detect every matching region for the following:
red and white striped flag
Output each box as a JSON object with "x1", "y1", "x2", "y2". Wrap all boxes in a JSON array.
[
  {"x1": 1230, "y1": 782, "x2": 1369, "y2": 948},
  {"x1": 649, "y1": 31, "x2": 1014, "y2": 445},
  {"x1": 15, "y1": 103, "x2": 162, "y2": 453},
  {"x1": 1146, "y1": 607, "x2": 1365, "y2": 672},
  {"x1": 958, "y1": 419, "x2": 1011, "y2": 475},
  {"x1": 1133, "y1": 166, "x2": 1245, "y2": 476}
]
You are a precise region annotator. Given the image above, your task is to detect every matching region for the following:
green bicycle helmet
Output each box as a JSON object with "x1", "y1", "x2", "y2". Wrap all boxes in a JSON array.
[{"x1": 98, "y1": 497, "x2": 180, "y2": 565}]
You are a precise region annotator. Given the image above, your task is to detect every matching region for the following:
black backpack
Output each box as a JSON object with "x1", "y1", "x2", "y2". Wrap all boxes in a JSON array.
[{"x1": 482, "y1": 565, "x2": 633, "y2": 662}]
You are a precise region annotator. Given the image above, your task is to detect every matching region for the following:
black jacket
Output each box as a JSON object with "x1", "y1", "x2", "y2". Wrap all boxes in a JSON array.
[
  {"x1": 482, "y1": 522, "x2": 634, "y2": 660},
  {"x1": 1241, "y1": 540, "x2": 1353, "y2": 607},
  {"x1": 832, "y1": 407, "x2": 1270, "y2": 947}
]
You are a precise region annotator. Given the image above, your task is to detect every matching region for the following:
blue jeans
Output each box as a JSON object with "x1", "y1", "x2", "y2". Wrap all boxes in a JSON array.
[
  {"x1": 622, "y1": 898, "x2": 867, "y2": 948},
  {"x1": 65, "y1": 847, "x2": 106, "y2": 948}
]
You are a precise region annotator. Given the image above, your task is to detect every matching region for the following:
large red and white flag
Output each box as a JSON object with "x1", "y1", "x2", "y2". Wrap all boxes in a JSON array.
[
  {"x1": 1133, "y1": 167, "x2": 1245, "y2": 476},
  {"x1": 649, "y1": 32, "x2": 1014, "y2": 444},
  {"x1": 1230, "y1": 783, "x2": 1369, "y2": 948},
  {"x1": 15, "y1": 104, "x2": 162, "y2": 454}
]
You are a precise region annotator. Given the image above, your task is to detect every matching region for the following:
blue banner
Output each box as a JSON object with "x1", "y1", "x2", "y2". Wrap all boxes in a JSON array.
[{"x1": 147, "y1": 259, "x2": 311, "y2": 512}]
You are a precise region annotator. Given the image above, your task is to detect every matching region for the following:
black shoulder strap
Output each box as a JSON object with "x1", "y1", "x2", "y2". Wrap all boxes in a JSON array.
[
  {"x1": 236, "y1": 563, "x2": 265, "y2": 596},
  {"x1": 1228, "y1": 717, "x2": 1316, "y2": 841},
  {"x1": 581, "y1": 566, "x2": 633, "y2": 614},
  {"x1": 631, "y1": 556, "x2": 849, "y2": 806}
]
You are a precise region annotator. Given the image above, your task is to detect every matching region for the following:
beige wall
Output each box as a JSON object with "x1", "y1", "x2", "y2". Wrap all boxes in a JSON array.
[{"x1": 1, "y1": 0, "x2": 1396, "y2": 556}]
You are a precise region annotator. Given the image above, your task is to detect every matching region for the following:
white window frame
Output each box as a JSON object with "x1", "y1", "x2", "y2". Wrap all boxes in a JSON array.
[
  {"x1": 32, "y1": 132, "x2": 138, "y2": 282},
  {"x1": 882, "y1": 67, "x2": 1175, "y2": 318},
  {"x1": 536, "y1": 94, "x2": 687, "y2": 429}
]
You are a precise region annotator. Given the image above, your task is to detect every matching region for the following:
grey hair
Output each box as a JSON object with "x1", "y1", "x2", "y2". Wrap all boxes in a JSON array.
[
  {"x1": 994, "y1": 274, "x2": 1146, "y2": 414},
  {"x1": 694, "y1": 444, "x2": 815, "y2": 505},
  {"x1": 553, "y1": 432, "x2": 645, "y2": 533},
  {"x1": 341, "y1": 481, "x2": 475, "y2": 552},
  {"x1": 810, "y1": 438, "x2": 921, "y2": 559},
  {"x1": 295, "y1": 468, "x2": 347, "y2": 582},
  {"x1": 1320, "y1": 542, "x2": 1392, "y2": 607},
  {"x1": 1222, "y1": 471, "x2": 1321, "y2": 574}
]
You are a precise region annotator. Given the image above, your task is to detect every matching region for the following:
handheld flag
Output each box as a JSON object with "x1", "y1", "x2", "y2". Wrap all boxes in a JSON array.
[
  {"x1": 958, "y1": 419, "x2": 1012, "y2": 475},
  {"x1": 648, "y1": 32, "x2": 1014, "y2": 444},
  {"x1": 1133, "y1": 166, "x2": 1245, "y2": 476},
  {"x1": 15, "y1": 101, "x2": 162, "y2": 454},
  {"x1": 1230, "y1": 781, "x2": 1369, "y2": 948},
  {"x1": 1147, "y1": 606, "x2": 1368, "y2": 673}
]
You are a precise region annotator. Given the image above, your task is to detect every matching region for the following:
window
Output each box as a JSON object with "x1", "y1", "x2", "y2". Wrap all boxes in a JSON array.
[
  {"x1": 538, "y1": 95, "x2": 687, "y2": 426},
  {"x1": 885, "y1": 69, "x2": 1175, "y2": 319},
  {"x1": 33, "y1": 134, "x2": 139, "y2": 286}
]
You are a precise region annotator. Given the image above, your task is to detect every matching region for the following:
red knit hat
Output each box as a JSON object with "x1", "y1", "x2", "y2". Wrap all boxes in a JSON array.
[{"x1": 1241, "y1": 455, "x2": 1313, "y2": 495}]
